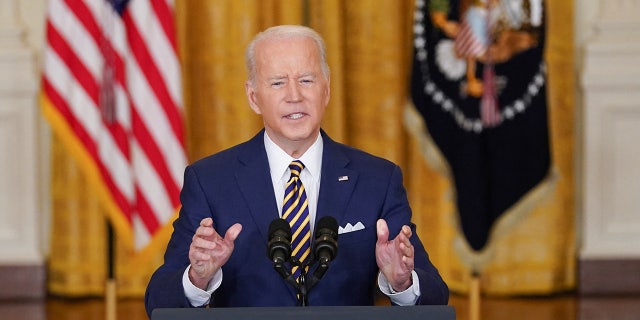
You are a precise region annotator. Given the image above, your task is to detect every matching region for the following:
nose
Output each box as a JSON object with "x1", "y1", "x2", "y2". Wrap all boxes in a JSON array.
[{"x1": 285, "y1": 83, "x2": 302, "y2": 102}]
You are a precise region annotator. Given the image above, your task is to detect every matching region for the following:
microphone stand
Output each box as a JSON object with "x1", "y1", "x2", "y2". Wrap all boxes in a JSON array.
[
  {"x1": 273, "y1": 259, "x2": 299, "y2": 295},
  {"x1": 272, "y1": 256, "x2": 312, "y2": 306},
  {"x1": 290, "y1": 257, "x2": 311, "y2": 306},
  {"x1": 304, "y1": 257, "x2": 328, "y2": 291},
  {"x1": 271, "y1": 245, "x2": 335, "y2": 306},
  {"x1": 294, "y1": 257, "x2": 333, "y2": 306}
]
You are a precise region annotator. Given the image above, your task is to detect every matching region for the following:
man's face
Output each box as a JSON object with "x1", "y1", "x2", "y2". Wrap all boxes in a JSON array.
[{"x1": 245, "y1": 36, "x2": 330, "y2": 156}]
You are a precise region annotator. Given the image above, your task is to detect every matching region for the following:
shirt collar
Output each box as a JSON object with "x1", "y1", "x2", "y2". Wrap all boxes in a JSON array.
[{"x1": 264, "y1": 131, "x2": 323, "y2": 183}]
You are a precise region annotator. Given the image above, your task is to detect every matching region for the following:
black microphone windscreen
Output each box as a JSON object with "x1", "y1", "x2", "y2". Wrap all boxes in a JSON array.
[
  {"x1": 269, "y1": 218, "x2": 292, "y2": 240},
  {"x1": 315, "y1": 216, "x2": 338, "y2": 237}
]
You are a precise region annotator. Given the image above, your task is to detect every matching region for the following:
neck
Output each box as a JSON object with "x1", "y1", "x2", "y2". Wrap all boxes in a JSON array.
[
  {"x1": 282, "y1": 140, "x2": 313, "y2": 159},
  {"x1": 266, "y1": 130, "x2": 320, "y2": 159}
]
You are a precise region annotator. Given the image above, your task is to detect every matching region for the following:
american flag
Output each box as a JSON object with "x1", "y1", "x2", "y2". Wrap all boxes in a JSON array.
[{"x1": 40, "y1": 0, "x2": 187, "y2": 252}]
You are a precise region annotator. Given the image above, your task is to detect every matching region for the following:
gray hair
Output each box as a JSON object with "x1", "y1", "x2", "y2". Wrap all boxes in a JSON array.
[{"x1": 245, "y1": 25, "x2": 330, "y2": 87}]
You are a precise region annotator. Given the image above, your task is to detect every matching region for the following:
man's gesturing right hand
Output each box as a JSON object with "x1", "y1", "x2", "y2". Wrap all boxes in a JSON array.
[{"x1": 188, "y1": 217, "x2": 242, "y2": 290}]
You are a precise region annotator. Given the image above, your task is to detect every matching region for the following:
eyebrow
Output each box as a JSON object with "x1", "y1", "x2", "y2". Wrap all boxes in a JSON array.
[
  {"x1": 267, "y1": 75, "x2": 288, "y2": 81},
  {"x1": 266, "y1": 72, "x2": 317, "y2": 82},
  {"x1": 298, "y1": 72, "x2": 316, "y2": 78}
]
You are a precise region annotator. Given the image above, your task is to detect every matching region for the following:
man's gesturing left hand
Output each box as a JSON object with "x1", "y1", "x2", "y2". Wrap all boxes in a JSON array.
[{"x1": 375, "y1": 219, "x2": 415, "y2": 292}]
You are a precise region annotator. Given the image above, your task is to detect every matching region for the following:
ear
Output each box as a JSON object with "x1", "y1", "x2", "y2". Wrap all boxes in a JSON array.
[
  {"x1": 245, "y1": 81, "x2": 262, "y2": 114},
  {"x1": 324, "y1": 78, "x2": 331, "y2": 107}
]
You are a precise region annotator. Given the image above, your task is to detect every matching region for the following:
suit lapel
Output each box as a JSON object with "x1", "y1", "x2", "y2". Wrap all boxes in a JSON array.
[
  {"x1": 235, "y1": 131, "x2": 279, "y2": 243},
  {"x1": 316, "y1": 132, "x2": 357, "y2": 225},
  {"x1": 234, "y1": 131, "x2": 358, "y2": 241},
  {"x1": 235, "y1": 134, "x2": 299, "y2": 299}
]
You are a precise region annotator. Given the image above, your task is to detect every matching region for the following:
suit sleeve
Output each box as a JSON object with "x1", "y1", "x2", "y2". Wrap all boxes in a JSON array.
[
  {"x1": 145, "y1": 166, "x2": 213, "y2": 316},
  {"x1": 383, "y1": 165, "x2": 449, "y2": 305}
]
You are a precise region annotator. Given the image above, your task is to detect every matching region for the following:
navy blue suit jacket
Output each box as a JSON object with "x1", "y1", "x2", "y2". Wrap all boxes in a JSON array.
[{"x1": 145, "y1": 130, "x2": 448, "y2": 315}]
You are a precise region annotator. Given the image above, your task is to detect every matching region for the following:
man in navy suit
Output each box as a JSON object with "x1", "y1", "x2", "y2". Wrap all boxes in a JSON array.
[{"x1": 145, "y1": 25, "x2": 448, "y2": 316}]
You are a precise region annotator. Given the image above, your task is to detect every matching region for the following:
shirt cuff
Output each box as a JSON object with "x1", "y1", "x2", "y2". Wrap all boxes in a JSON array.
[
  {"x1": 182, "y1": 265, "x2": 223, "y2": 307},
  {"x1": 377, "y1": 270, "x2": 420, "y2": 306}
]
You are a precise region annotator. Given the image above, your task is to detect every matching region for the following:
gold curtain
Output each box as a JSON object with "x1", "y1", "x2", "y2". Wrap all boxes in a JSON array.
[{"x1": 47, "y1": 0, "x2": 574, "y2": 297}]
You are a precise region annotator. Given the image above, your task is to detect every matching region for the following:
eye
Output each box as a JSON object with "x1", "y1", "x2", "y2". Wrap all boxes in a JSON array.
[
  {"x1": 299, "y1": 78, "x2": 314, "y2": 85},
  {"x1": 271, "y1": 80, "x2": 285, "y2": 88}
]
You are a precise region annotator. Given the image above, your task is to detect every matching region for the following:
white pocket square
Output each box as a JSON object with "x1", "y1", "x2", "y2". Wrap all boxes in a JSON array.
[{"x1": 338, "y1": 222, "x2": 365, "y2": 234}]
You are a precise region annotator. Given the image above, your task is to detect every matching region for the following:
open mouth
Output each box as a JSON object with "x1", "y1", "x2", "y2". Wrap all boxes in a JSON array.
[{"x1": 285, "y1": 112, "x2": 305, "y2": 120}]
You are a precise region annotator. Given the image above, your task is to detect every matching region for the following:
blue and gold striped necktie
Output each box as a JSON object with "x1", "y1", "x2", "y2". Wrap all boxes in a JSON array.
[{"x1": 282, "y1": 160, "x2": 311, "y2": 280}]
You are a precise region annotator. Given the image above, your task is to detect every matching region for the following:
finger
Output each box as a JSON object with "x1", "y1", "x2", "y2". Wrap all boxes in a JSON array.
[
  {"x1": 200, "y1": 217, "x2": 213, "y2": 227},
  {"x1": 225, "y1": 223, "x2": 243, "y2": 242},
  {"x1": 196, "y1": 220, "x2": 221, "y2": 239},
  {"x1": 191, "y1": 235, "x2": 216, "y2": 250},
  {"x1": 376, "y1": 219, "x2": 389, "y2": 243},
  {"x1": 402, "y1": 255, "x2": 415, "y2": 270},
  {"x1": 401, "y1": 240, "x2": 415, "y2": 270},
  {"x1": 402, "y1": 235, "x2": 413, "y2": 251},
  {"x1": 399, "y1": 241, "x2": 413, "y2": 257},
  {"x1": 401, "y1": 242, "x2": 412, "y2": 257},
  {"x1": 194, "y1": 227, "x2": 217, "y2": 243},
  {"x1": 398, "y1": 226, "x2": 413, "y2": 246},
  {"x1": 401, "y1": 225, "x2": 413, "y2": 238}
]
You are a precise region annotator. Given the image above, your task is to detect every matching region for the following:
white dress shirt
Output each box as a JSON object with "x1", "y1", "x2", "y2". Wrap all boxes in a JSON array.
[{"x1": 265, "y1": 131, "x2": 323, "y2": 231}]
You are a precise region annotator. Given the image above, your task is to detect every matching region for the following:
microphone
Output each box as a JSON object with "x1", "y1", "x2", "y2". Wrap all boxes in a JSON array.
[
  {"x1": 267, "y1": 218, "x2": 301, "y2": 302},
  {"x1": 267, "y1": 218, "x2": 292, "y2": 265},
  {"x1": 314, "y1": 216, "x2": 338, "y2": 265},
  {"x1": 308, "y1": 216, "x2": 338, "y2": 288}
]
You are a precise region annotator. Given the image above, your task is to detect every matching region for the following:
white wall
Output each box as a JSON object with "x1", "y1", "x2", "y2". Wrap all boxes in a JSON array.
[
  {"x1": 578, "y1": 0, "x2": 640, "y2": 259},
  {"x1": 0, "y1": 0, "x2": 47, "y2": 265}
]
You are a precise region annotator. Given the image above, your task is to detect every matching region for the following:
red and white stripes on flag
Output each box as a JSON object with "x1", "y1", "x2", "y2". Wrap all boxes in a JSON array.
[
  {"x1": 453, "y1": 3, "x2": 501, "y2": 127},
  {"x1": 40, "y1": 0, "x2": 186, "y2": 253},
  {"x1": 453, "y1": 6, "x2": 488, "y2": 59}
]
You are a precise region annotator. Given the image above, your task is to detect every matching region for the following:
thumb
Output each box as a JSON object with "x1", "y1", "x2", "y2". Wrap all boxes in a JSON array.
[
  {"x1": 376, "y1": 219, "x2": 389, "y2": 244},
  {"x1": 225, "y1": 223, "x2": 243, "y2": 242}
]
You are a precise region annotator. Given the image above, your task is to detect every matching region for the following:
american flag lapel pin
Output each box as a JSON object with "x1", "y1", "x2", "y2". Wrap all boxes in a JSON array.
[{"x1": 338, "y1": 175, "x2": 349, "y2": 182}]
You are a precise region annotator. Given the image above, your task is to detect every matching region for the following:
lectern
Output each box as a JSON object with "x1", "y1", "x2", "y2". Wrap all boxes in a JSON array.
[{"x1": 152, "y1": 305, "x2": 455, "y2": 320}]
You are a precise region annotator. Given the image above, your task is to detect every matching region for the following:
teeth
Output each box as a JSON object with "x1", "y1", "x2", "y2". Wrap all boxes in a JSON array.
[{"x1": 287, "y1": 113, "x2": 304, "y2": 119}]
